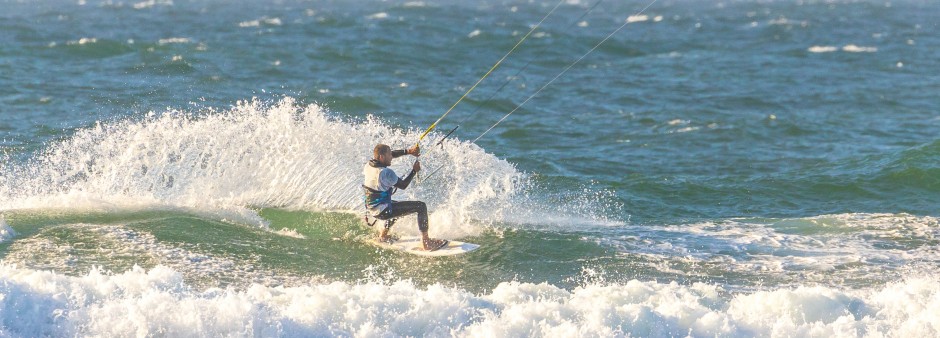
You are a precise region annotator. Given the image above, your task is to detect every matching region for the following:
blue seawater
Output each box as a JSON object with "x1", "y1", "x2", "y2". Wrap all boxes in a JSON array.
[{"x1": 1, "y1": 0, "x2": 938, "y2": 336}]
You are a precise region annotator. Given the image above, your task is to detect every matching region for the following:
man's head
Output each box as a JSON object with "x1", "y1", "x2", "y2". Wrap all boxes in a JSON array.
[{"x1": 373, "y1": 144, "x2": 392, "y2": 166}]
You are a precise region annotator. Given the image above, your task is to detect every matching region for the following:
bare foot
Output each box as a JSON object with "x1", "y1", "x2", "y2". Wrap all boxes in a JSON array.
[{"x1": 422, "y1": 238, "x2": 448, "y2": 251}]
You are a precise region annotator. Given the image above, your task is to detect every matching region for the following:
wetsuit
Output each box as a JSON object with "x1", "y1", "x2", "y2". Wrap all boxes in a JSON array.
[{"x1": 362, "y1": 150, "x2": 428, "y2": 232}]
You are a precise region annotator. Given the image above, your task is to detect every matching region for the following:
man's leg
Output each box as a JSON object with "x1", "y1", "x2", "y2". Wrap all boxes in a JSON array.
[
  {"x1": 376, "y1": 201, "x2": 443, "y2": 249},
  {"x1": 385, "y1": 201, "x2": 428, "y2": 232},
  {"x1": 378, "y1": 218, "x2": 396, "y2": 243},
  {"x1": 374, "y1": 202, "x2": 422, "y2": 242}
]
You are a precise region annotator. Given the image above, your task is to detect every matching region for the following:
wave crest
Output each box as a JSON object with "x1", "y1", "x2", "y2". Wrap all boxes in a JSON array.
[{"x1": 0, "y1": 98, "x2": 545, "y2": 234}]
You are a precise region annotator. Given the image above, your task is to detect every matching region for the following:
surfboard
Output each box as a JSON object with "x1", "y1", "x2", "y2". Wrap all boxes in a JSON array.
[{"x1": 370, "y1": 236, "x2": 480, "y2": 257}]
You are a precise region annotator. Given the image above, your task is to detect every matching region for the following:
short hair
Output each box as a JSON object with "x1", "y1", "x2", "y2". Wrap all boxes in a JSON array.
[{"x1": 373, "y1": 144, "x2": 391, "y2": 159}]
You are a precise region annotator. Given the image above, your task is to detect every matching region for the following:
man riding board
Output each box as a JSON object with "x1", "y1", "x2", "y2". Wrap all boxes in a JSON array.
[{"x1": 363, "y1": 144, "x2": 448, "y2": 251}]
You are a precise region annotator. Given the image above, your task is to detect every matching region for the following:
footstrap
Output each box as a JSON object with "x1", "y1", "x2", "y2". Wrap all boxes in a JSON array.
[
  {"x1": 429, "y1": 239, "x2": 449, "y2": 251},
  {"x1": 363, "y1": 215, "x2": 378, "y2": 227}
]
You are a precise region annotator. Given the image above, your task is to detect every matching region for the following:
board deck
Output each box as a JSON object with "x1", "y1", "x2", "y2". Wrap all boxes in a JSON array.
[{"x1": 370, "y1": 236, "x2": 480, "y2": 256}]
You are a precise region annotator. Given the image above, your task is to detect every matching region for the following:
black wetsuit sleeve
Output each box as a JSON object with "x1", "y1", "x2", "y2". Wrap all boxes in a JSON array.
[
  {"x1": 391, "y1": 149, "x2": 408, "y2": 158},
  {"x1": 394, "y1": 170, "x2": 418, "y2": 189}
]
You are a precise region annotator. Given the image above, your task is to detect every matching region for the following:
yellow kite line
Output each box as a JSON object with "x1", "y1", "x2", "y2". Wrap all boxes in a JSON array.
[{"x1": 415, "y1": 0, "x2": 567, "y2": 147}]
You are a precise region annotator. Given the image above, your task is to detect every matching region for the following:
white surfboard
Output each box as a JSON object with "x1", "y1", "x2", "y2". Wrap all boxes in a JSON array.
[{"x1": 370, "y1": 236, "x2": 480, "y2": 257}]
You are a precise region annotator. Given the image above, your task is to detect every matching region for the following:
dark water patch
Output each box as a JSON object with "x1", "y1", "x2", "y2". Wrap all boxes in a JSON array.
[
  {"x1": 626, "y1": 139, "x2": 940, "y2": 220},
  {"x1": 310, "y1": 94, "x2": 383, "y2": 115},
  {"x1": 455, "y1": 96, "x2": 520, "y2": 117},
  {"x1": 0, "y1": 18, "x2": 44, "y2": 46},
  {"x1": 866, "y1": 142, "x2": 940, "y2": 193},
  {"x1": 141, "y1": 60, "x2": 197, "y2": 75},
  {"x1": 55, "y1": 39, "x2": 135, "y2": 59}
]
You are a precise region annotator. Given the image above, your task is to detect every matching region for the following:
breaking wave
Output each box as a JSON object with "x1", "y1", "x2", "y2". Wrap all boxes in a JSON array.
[
  {"x1": 0, "y1": 97, "x2": 613, "y2": 235},
  {"x1": 0, "y1": 264, "x2": 936, "y2": 337}
]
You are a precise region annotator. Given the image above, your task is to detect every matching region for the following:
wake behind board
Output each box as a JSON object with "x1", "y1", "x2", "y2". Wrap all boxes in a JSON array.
[{"x1": 371, "y1": 236, "x2": 480, "y2": 257}]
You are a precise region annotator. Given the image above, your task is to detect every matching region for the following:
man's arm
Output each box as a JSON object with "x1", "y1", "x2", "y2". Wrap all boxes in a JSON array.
[
  {"x1": 391, "y1": 149, "x2": 408, "y2": 158},
  {"x1": 394, "y1": 170, "x2": 417, "y2": 189},
  {"x1": 393, "y1": 160, "x2": 421, "y2": 190},
  {"x1": 391, "y1": 145, "x2": 420, "y2": 158}
]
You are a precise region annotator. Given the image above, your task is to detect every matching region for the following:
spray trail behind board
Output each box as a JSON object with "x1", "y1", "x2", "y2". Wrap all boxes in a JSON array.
[{"x1": 0, "y1": 98, "x2": 613, "y2": 237}]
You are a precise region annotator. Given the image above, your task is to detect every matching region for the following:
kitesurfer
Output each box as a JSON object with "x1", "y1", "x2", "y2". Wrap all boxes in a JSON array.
[{"x1": 363, "y1": 144, "x2": 448, "y2": 251}]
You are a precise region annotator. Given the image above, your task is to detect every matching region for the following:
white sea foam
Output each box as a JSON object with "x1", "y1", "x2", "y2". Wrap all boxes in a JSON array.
[
  {"x1": 667, "y1": 119, "x2": 688, "y2": 125},
  {"x1": 0, "y1": 264, "x2": 936, "y2": 337},
  {"x1": 367, "y1": 12, "x2": 389, "y2": 20},
  {"x1": 2, "y1": 220, "x2": 324, "y2": 290},
  {"x1": 768, "y1": 17, "x2": 796, "y2": 25},
  {"x1": 158, "y1": 37, "x2": 191, "y2": 44},
  {"x1": 605, "y1": 213, "x2": 940, "y2": 287},
  {"x1": 627, "y1": 15, "x2": 649, "y2": 23},
  {"x1": 808, "y1": 45, "x2": 838, "y2": 53},
  {"x1": 842, "y1": 44, "x2": 877, "y2": 53},
  {"x1": 664, "y1": 119, "x2": 699, "y2": 133},
  {"x1": 809, "y1": 45, "x2": 877, "y2": 53},
  {"x1": 132, "y1": 0, "x2": 172, "y2": 9},
  {"x1": 239, "y1": 17, "x2": 282, "y2": 28},
  {"x1": 275, "y1": 228, "x2": 306, "y2": 239},
  {"x1": 0, "y1": 215, "x2": 15, "y2": 243},
  {"x1": 0, "y1": 98, "x2": 610, "y2": 237},
  {"x1": 672, "y1": 126, "x2": 700, "y2": 133},
  {"x1": 67, "y1": 38, "x2": 97, "y2": 45}
]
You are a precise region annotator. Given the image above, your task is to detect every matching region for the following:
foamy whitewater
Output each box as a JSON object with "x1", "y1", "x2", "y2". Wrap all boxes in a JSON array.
[
  {"x1": 2, "y1": 0, "x2": 939, "y2": 336},
  {"x1": 1, "y1": 264, "x2": 938, "y2": 337}
]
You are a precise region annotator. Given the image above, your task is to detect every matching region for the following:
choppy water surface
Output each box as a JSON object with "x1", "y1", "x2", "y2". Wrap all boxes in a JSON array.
[{"x1": 1, "y1": 0, "x2": 939, "y2": 336}]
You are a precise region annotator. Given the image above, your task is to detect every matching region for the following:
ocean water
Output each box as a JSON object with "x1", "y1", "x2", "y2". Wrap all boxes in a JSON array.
[{"x1": 1, "y1": 0, "x2": 939, "y2": 336}]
